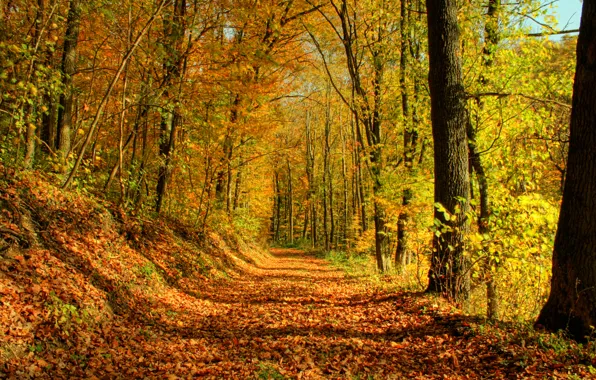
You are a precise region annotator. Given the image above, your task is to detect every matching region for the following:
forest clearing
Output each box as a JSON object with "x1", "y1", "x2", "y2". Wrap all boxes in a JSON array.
[{"x1": 2, "y1": 0, "x2": 596, "y2": 378}]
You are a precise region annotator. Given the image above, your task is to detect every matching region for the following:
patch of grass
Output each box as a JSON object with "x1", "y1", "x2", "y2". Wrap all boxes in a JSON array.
[
  {"x1": 166, "y1": 310, "x2": 178, "y2": 319},
  {"x1": 257, "y1": 362, "x2": 286, "y2": 380},
  {"x1": 324, "y1": 250, "x2": 374, "y2": 277},
  {"x1": 139, "y1": 262, "x2": 157, "y2": 278},
  {"x1": 1, "y1": 342, "x2": 28, "y2": 360},
  {"x1": 275, "y1": 239, "x2": 312, "y2": 250}
]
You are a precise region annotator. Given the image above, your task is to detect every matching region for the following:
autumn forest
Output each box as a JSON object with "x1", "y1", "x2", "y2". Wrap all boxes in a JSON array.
[{"x1": 2, "y1": 0, "x2": 596, "y2": 378}]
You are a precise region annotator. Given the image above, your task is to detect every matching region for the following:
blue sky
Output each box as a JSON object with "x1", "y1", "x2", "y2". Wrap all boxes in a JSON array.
[{"x1": 555, "y1": 0, "x2": 582, "y2": 30}]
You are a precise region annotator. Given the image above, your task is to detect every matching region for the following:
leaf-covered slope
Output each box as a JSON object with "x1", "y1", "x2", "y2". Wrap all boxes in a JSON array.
[{"x1": 0, "y1": 169, "x2": 266, "y2": 377}]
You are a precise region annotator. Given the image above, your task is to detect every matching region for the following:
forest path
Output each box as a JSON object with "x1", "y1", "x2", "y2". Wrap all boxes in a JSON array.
[
  {"x1": 44, "y1": 248, "x2": 575, "y2": 379},
  {"x1": 139, "y1": 248, "x2": 528, "y2": 379}
]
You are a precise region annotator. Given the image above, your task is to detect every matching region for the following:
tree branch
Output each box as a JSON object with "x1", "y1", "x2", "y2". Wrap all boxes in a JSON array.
[
  {"x1": 469, "y1": 92, "x2": 571, "y2": 109},
  {"x1": 526, "y1": 29, "x2": 579, "y2": 37}
]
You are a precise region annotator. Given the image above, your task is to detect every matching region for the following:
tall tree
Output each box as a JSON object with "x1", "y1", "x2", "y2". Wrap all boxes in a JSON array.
[
  {"x1": 536, "y1": 2, "x2": 596, "y2": 341},
  {"x1": 425, "y1": 0, "x2": 470, "y2": 301}
]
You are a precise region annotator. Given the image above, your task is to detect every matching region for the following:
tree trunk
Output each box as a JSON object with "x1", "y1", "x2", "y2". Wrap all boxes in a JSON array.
[
  {"x1": 323, "y1": 96, "x2": 331, "y2": 250},
  {"x1": 305, "y1": 110, "x2": 317, "y2": 246},
  {"x1": 155, "y1": 0, "x2": 186, "y2": 213},
  {"x1": 425, "y1": 0, "x2": 471, "y2": 302},
  {"x1": 274, "y1": 172, "x2": 282, "y2": 241},
  {"x1": 536, "y1": 2, "x2": 596, "y2": 341},
  {"x1": 340, "y1": 121, "x2": 349, "y2": 247},
  {"x1": 468, "y1": 0, "x2": 500, "y2": 319},
  {"x1": 233, "y1": 165, "x2": 243, "y2": 211},
  {"x1": 56, "y1": 0, "x2": 81, "y2": 164},
  {"x1": 396, "y1": 0, "x2": 417, "y2": 272},
  {"x1": 287, "y1": 160, "x2": 294, "y2": 244}
]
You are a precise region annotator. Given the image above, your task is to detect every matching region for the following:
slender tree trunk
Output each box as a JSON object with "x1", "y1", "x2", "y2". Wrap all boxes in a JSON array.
[
  {"x1": 536, "y1": 1, "x2": 596, "y2": 341},
  {"x1": 340, "y1": 121, "x2": 349, "y2": 247},
  {"x1": 274, "y1": 172, "x2": 282, "y2": 241},
  {"x1": 305, "y1": 110, "x2": 317, "y2": 246},
  {"x1": 38, "y1": 0, "x2": 57, "y2": 154},
  {"x1": 482, "y1": 0, "x2": 500, "y2": 320},
  {"x1": 323, "y1": 96, "x2": 331, "y2": 250},
  {"x1": 156, "y1": 0, "x2": 186, "y2": 213},
  {"x1": 329, "y1": 162, "x2": 335, "y2": 248},
  {"x1": 56, "y1": 0, "x2": 81, "y2": 164},
  {"x1": 302, "y1": 206, "x2": 309, "y2": 240},
  {"x1": 351, "y1": 114, "x2": 367, "y2": 234},
  {"x1": 233, "y1": 165, "x2": 243, "y2": 211},
  {"x1": 425, "y1": 0, "x2": 471, "y2": 302},
  {"x1": 287, "y1": 160, "x2": 294, "y2": 244},
  {"x1": 396, "y1": 0, "x2": 417, "y2": 272}
]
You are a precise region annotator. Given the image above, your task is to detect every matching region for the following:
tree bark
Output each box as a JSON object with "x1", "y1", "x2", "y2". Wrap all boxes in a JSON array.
[
  {"x1": 425, "y1": 0, "x2": 471, "y2": 302},
  {"x1": 536, "y1": 2, "x2": 596, "y2": 341}
]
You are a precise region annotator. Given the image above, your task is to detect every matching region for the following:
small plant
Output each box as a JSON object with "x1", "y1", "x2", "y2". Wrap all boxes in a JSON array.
[
  {"x1": 138, "y1": 327, "x2": 154, "y2": 340},
  {"x1": 46, "y1": 293, "x2": 83, "y2": 335},
  {"x1": 28, "y1": 342, "x2": 44, "y2": 353}
]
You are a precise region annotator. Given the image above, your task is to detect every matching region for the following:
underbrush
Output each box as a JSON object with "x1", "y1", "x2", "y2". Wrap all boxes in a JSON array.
[
  {"x1": 323, "y1": 250, "x2": 427, "y2": 293},
  {"x1": 321, "y1": 244, "x2": 551, "y2": 324}
]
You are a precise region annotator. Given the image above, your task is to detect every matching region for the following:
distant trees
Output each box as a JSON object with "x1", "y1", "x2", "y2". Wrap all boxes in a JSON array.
[{"x1": 536, "y1": 1, "x2": 596, "y2": 341}]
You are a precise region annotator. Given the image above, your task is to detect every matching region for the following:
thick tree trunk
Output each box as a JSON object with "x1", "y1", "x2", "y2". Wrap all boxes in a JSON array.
[
  {"x1": 425, "y1": 0, "x2": 471, "y2": 302},
  {"x1": 536, "y1": 2, "x2": 596, "y2": 341},
  {"x1": 156, "y1": 113, "x2": 179, "y2": 213}
]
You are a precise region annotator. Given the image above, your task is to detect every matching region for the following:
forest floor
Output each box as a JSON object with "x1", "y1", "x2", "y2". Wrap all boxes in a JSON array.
[
  {"x1": 3, "y1": 245, "x2": 596, "y2": 379},
  {"x1": 125, "y1": 247, "x2": 592, "y2": 380},
  {"x1": 1, "y1": 172, "x2": 595, "y2": 379}
]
